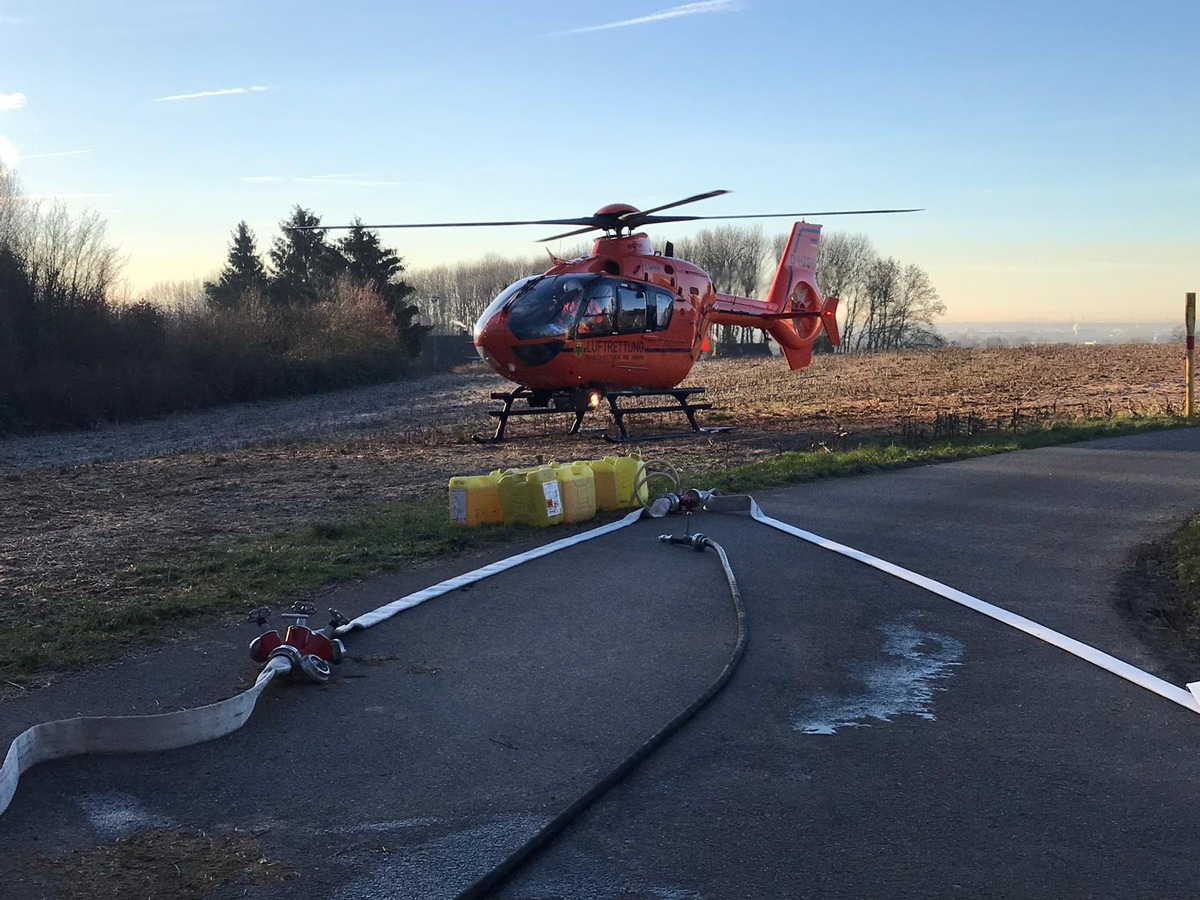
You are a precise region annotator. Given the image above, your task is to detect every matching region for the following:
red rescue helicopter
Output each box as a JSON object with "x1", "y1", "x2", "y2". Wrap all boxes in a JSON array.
[{"x1": 300, "y1": 190, "x2": 917, "y2": 440}]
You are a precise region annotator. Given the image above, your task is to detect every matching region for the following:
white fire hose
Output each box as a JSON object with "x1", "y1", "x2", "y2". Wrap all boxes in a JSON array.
[{"x1": 4, "y1": 486, "x2": 1199, "y2": 824}]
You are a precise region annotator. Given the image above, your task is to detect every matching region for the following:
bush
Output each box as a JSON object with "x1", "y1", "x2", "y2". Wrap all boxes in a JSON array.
[{"x1": 0, "y1": 269, "x2": 416, "y2": 435}]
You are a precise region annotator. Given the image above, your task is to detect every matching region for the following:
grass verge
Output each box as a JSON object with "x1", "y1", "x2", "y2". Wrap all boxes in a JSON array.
[
  {"x1": 1169, "y1": 515, "x2": 1200, "y2": 646},
  {"x1": 1, "y1": 502, "x2": 526, "y2": 682},
  {"x1": 696, "y1": 416, "x2": 1188, "y2": 494},
  {"x1": 2, "y1": 414, "x2": 1192, "y2": 682}
]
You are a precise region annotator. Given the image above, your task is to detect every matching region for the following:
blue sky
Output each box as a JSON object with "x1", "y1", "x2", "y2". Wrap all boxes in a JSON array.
[{"x1": 2, "y1": 0, "x2": 1197, "y2": 321}]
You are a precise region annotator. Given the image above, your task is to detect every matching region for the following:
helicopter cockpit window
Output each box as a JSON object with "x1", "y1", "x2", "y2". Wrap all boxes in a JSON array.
[
  {"x1": 616, "y1": 285, "x2": 647, "y2": 333},
  {"x1": 653, "y1": 288, "x2": 674, "y2": 329},
  {"x1": 474, "y1": 275, "x2": 538, "y2": 341},
  {"x1": 506, "y1": 274, "x2": 597, "y2": 341},
  {"x1": 576, "y1": 280, "x2": 616, "y2": 336}
]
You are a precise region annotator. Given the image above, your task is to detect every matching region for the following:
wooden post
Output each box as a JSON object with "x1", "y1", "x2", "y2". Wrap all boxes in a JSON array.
[{"x1": 1187, "y1": 292, "x2": 1196, "y2": 418}]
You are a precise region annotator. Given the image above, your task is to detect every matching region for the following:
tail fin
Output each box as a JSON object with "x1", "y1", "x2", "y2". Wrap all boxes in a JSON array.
[{"x1": 764, "y1": 222, "x2": 838, "y2": 370}]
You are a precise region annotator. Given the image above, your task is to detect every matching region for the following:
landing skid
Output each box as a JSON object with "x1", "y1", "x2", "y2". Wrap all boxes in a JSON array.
[{"x1": 473, "y1": 386, "x2": 731, "y2": 443}]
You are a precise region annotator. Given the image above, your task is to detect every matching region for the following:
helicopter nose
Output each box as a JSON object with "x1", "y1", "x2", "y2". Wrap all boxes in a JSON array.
[{"x1": 474, "y1": 310, "x2": 507, "y2": 374}]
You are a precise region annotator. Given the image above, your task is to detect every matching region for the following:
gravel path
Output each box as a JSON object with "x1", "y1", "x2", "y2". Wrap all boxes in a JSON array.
[{"x1": 0, "y1": 370, "x2": 509, "y2": 473}]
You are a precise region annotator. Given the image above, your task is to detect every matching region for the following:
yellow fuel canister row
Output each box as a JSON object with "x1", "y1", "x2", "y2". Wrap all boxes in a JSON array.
[{"x1": 449, "y1": 456, "x2": 645, "y2": 527}]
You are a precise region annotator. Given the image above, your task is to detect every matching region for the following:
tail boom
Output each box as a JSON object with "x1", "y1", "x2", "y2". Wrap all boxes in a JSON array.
[{"x1": 709, "y1": 222, "x2": 839, "y2": 371}]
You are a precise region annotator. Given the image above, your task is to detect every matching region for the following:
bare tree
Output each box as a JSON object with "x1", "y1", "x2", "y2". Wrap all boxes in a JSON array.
[
  {"x1": 896, "y1": 262, "x2": 947, "y2": 348},
  {"x1": 0, "y1": 169, "x2": 35, "y2": 251},
  {"x1": 408, "y1": 252, "x2": 546, "y2": 333},
  {"x1": 854, "y1": 256, "x2": 945, "y2": 351},
  {"x1": 816, "y1": 232, "x2": 876, "y2": 351},
  {"x1": 674, "y1": 224, "x2": 770, "y2": 347},
  {"x1": 138, "y1": 278, "x2": 210, "y2": 315}
]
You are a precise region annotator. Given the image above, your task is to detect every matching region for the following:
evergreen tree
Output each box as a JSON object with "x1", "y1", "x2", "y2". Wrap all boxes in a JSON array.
[
  {"x1": 337, "y1": 220, "x2": 430, "y2": 358},
  {"x1": 267, "y1": 206, "x2": 342, "y2": 305},
  {"x1": 204, "y1": 221, "x2": 267, "y2": 309},
  {"x1": 337, "y1": 220, "x2": 400, "y2": 287}
]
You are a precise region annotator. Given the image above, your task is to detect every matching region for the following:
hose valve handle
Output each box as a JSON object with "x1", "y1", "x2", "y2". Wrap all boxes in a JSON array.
[
  {"x1": 248, "y1": 606, "x2": 272, "y2": 629},
  {"x1": 280, "y1": 600, "x2": 316, "y2": 627}
]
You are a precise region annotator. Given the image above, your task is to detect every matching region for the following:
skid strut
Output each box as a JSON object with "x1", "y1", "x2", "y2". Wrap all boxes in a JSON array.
[{"x1": 474, "y1": 386, "x2": 730, "y2": 443}]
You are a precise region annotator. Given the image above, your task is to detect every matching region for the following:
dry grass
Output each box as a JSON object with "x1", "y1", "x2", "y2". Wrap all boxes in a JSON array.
[{"x1": 0, "y1": 344, "x2": 1185, "y2": 652}]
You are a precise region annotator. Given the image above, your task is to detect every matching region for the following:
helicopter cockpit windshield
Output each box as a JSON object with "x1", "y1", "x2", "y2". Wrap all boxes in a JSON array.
[
  {"x1": 473, "y1": 275, "x2": 539, "y2": 342},
  {"x1": 506, "y1": 274, "x2": 599, "y2": 341}
]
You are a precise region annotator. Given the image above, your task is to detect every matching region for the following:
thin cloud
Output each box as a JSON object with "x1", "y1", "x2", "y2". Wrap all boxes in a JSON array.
[
  {"x1": 555, "y1": 0, "x2": 743, "y2": 35},
  {"x1": 22, "y1": 148, "x2": 94, "y2": 160},
  {"x1": 154, "y1": 85, "x2": 275, "y2": 102},
  {"x1": 0, "y1": 17, "x2": 26, "y2": 25},
  {"x1": 20, "y1": 192, "x2": 114, "y2": 201},
  {"x1": 0, "y1": 92, "x2": 27, "y2": 111},
  {"x1": 295, "y1": 176, "x2": 401, "y2": 187},
  {"x1": 241, "y1": 174, "x2": 403, "y2": 187}
]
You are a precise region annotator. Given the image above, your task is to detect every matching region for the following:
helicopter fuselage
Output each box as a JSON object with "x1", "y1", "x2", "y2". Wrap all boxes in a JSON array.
[{"x1": 472, "y1": 234, "x2": 717, "y2": 391}]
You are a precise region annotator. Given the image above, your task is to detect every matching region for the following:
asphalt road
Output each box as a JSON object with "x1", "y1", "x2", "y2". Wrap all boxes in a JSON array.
[{"x1": 4, "y1": 428, "x2": 1200, "y2": 899}]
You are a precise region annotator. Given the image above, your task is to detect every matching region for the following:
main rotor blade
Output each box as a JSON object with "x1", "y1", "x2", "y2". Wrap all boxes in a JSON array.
[
  {"x1": 285, "y1": 217, "x2": 598, "y2": 232},
  {"x1": 620, "y1": 189, "x2": 731, "y2": 221},
  {"x1": 634, "y1": 208, "x2": 924, "y2": 226},
  {"x1": 538, "y1": 224, "x2": 602, "y2": 243}
]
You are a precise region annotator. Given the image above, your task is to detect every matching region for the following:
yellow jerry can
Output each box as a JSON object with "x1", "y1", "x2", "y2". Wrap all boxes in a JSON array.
[
  {"x1": 553, "y1": 462, "x2": 597, "y2": 524},
  {"x1": 448, "y1": 471, "x2": 504, "y2": 527}
]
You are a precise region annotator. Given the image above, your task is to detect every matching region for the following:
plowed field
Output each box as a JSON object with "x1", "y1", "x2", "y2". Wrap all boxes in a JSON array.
[{"x1": 0, "y1": 344, "x2": 1186, "y2": 641}]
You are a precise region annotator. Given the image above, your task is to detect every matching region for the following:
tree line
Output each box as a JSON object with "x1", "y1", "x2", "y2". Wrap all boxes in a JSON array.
[
  {"x1": 202, "y1": 207, "x2": 429, "y2": 359},
  {"x1": 407, "y1": 225, "x2": 945, "y2": 352},
  {"x1": 0, "y1": 168, "x2": 431, "y2": 435}
]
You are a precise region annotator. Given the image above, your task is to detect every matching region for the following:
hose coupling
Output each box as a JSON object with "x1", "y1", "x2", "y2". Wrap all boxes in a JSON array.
[{"x1": 658, "y1": 532, "x2": 711, "y2": 551}]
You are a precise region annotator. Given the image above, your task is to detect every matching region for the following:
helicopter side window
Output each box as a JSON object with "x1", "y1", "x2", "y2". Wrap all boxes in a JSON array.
[
  {"x1": 577, "y1": 281, "x2": 616, "y2": 336},
  {"x1": 653, "y1": 288, "x2": 674, "y2": 330},
  {"x1": 616, "y1": 285, "x2": 647, "y2": 333}
]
